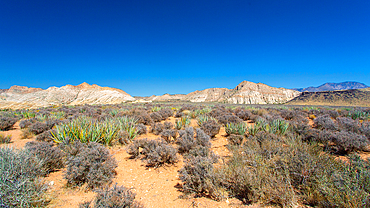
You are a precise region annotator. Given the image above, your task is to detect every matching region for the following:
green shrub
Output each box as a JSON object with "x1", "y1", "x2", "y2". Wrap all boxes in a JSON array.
[
  {"x1": 0, "y1": 133, "x2": 12, "y2": 144},
  {"x1": 0, "y1": 147, "x2": 48, "y2": 207},
  {"x1": 225, "y1": 122, "x2": 247, "y2": 136},
  {"x1": 52, "y1": 116, "x2": 120, "y2": 145}
]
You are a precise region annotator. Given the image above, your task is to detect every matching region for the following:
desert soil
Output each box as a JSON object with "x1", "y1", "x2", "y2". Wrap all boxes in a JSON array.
[{"x1": 0, "y1": 119, "x2": 250, "y2": 208}]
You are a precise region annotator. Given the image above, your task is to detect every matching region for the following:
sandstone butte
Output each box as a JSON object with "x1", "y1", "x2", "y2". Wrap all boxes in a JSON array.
[{"x1": 0, "y1": 81, "x2": 301, "y2": 109}]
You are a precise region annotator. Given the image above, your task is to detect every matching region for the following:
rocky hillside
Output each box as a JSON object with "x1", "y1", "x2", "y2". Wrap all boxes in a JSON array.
[
  {"x1": 0, "y1": 83, "x2": 135, "y2": 109},
  {"x1": 142, "y1": 81, "x2": 300, "y2": 104},
  {"x1": 287, "y1": 88, "x2": 370, "y2": 107},
  {"x1": 293, "y1": 81, "x2": 369, "y2": 92}
]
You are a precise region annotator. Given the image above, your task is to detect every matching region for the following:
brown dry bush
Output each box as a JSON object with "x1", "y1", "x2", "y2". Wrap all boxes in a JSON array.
[
  {"x1": 60, "y1": 141, "x2": 117, "y2": 189},
  {"x1": 81, "y1": 184, "x2": 144, "y2": 208},
  {"x1": 127, "y1": 138, "x2": 178, "y2": 167},
  {"x1": 200, "y1": 120, "x2": 220, "y2": 138},
  {"x1": 25, "y1": 141, "x2": 65, "y2": 175},
  {"x1": 150, "y1": 112, "x2": 163, "y2": 122},
  {"x1": 0, "y1": 116, "x2": 17, "y2": 131},
  {"x1": 151, "y1": 122, "x2": 164, "y2": 135}
]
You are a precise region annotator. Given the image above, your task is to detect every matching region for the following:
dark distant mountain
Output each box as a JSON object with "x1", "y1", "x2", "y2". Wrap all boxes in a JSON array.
[
  {"x1": 287, "y1": 88, "x2": 370, "y2": 107},
  {"x1": 293, "y1": 81, "x2": 369, "y2": 92}
]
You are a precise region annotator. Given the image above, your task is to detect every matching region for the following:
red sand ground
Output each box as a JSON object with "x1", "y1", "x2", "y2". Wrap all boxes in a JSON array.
[{"x1": 2, "y1": 118, "x2": 367, "y2": 208}]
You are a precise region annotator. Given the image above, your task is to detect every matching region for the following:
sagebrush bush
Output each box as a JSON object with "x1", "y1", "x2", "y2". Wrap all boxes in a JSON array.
[
  {"x1": 336, "y1": 117, "x2": 361, "y2": 133},
  {"x1": 235, "y1": 108, "x2": 253, "y2": 121},
  {"x1": 19, "y1": 118, "x2": 37, "y2": 129},
  {"x1": 0, "y1": 147, "x2": 48, "y2": 207},
  {"x1": 163, "y1": 121, "x2": 173, "y2": 130},
  {"x1": 318, "y1": 130, "x2": 369, "y2": 154},
  {"x1": 160, "y1": 129, "x2": 177, "y2": 143},
  {"x1": 360, "y1": 121, "x2": 370, "y2": 139},
  {"x1": 177, "y1": 127, "x2": 196, "y2": 153},
  {"x1": 150, "y1": 112, "x2": 163, "y2": 122},
  {"x1": 179, "y1": 155, "x2": 223, "y2": 200},
  {"x1": 136, "y1": 123, "x2": 147, "y2": 135},
  {"x1": 61, "y1": 141, "x2": 117, "y2": 189},
  {"x1": 151, "y1": 122, "x2": 164, "y2": 135},
  {"x1": 29, "y1": 121, "x2": 49, "y2": 135},
  {"x1": 227, "y1": 134, "x2": 244, "y2": 146},
  {"x1": 25, "y1": 141, "x2": 65, "y2": 175},
  {"x1": 217, "y1": 114, "x2": 243, "y2": 125},
  {"x1": 313, "y1": 114, "x2": 338, "y2": 130},
  {"x1": 127, "y1": 138, "x2": 178, "y2": 167},
  {"x1": 0, "y1": 116, "x2": 17, "y2": 131},
  {"x1": 158, "y1": 108, "x2": 173, "y2": 120},
  {"x1": 81, "y1": 184, "x2": 144, "y2": 208},
  {"x1": 195, "y1": 128, "x2": 211, "y2": 148},
  {"x1": 200, "y1": 120, "x2": 220, "y2": 137},
  {"x1": 35, "y1": 129, "x2": 55, "y2": 142}
]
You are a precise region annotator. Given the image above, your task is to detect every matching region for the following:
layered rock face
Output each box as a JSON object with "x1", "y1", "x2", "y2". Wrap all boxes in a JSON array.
[
  {"x1": 224, "y1": 81, "x2": 301, "y2": 104},
  {"x1": 141, "y1": 81, "x2": 300, "y2": 104},
  {"x1": 0, "y1": 83, "x2": 135, "y2": 109}
]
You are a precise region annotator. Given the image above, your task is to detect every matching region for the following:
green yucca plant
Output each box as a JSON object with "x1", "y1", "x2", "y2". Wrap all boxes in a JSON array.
[
  {"x1": 175, "y1": 116, "x2": 191, "y2": 130},
  {"x1": 197, "y1": 115, "x2": 217, "y2": 127},
  {"x1": 151, "y1": 106, "x2": 162, "y2": 112},
  {"x1": 115, "y1": 116, "x2": 139, "y2": 142},
  {"x1": 268, "y1": 119, "x2": 290, "y2": 135},
  {"x1": 225, "y1": 123, "x2": 247, "y2": 136},
  {"x1": 21, "y1": 110, "x2": 36, "y2": 119},
  {"x1": 248, "y1": 125, "x2": 262, "y2": 136},
  {"x1": 52, "y1": 116, "x2": 120, "y2": 145}
]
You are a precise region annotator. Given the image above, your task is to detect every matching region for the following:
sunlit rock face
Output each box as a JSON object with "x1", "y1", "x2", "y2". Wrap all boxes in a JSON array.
[{"x1": 0, "y1": 82, "x2": 135, "y2": 109}]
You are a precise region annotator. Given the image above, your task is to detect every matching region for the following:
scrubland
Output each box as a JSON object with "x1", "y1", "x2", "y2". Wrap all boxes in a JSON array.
[{"x1": 1, "y1": 103, "x2": 370, "y2": 207}]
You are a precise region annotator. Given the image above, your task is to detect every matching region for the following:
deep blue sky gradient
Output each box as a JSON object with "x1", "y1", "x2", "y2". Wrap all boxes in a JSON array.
[{"x1": 1, "y1": 0, "x2": 369, "y2": 96}]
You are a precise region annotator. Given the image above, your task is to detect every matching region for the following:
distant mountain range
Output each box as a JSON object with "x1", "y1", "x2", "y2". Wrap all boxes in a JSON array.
[
  {"x1": 136, "y1": 81, "x2": 300, "y2": 104},
  {"x1": 293, "y1": 81, "x2": 369, "y2": 92},
  {"x1": 0, "y1": 81, "x2": 299, "y2": 109},
  {"x1": 1, "y1": 81, "x2": 369, "y2": 109},
  {"x1": 0, "y1": 83, "x2": 135, "y2": 109}
]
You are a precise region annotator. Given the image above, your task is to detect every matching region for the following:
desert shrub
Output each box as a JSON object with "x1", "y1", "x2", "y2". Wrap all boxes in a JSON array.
[
  {"x1": 0, "y1": 116, "x2": 17, "y2": 131},
  {"x1": 25, "y1": 141, "x2": 65, "y2": 175},
  {"x1": 61, "y1": 141, "x2": 117, "y2": 189},
  {"x1": 227, "y1": 134, "x2": 244, "y2": 146},
  {"x1": 45, "y1": 119, "x2": 62, "y2": 129},
  {"x1": 126, "y1": 109, "x2": 153, "y2": 126},
  {"x1": 336, "y1": 117, "x2": 361, "y2": 133},
  {"x1": 235, "y1": 108, "x2": 253, "y2": 121},
  {"x1": 318, "y1": 130, "x2": 369, "y2": 154},
  {"x1": 29, "y1": 121, "x2": 49, "y2": 135},
  {"x1": 186, "y1": 145, "x2": 218, "y2": 163},
  {"x1": 163, "y1": 121, "x2": 173, "y2": 130},
  {"x1": 225, "y1": 122, "x2": 247, "y2": 136},
  {"x1": 195, "y1": 128, "x2": 211, "y2": 148},
  {"x1": 217, "y1": 114, "x2": 243, "y2": 126},
  {"x1": 151, "y1": 122, "x2": 164, "y2": 135},
  {"x1": 179, "y1": 155, "x2": 223, "y2": 200},
  {"x1": 0, "y1": 147, "x2": 48, "y2": 207},
  {"x1": 313, "y1": 114, "x2": 338, "y2": 130},
  {"x1": 19, "y1": 118, "x2": 37, "y2": 129},
  {"x1": 200, "y1": 120, "x2": 220, "y2": 138},
  {"x1": 150, "y1": 112, "x2": 163, "y2": 122},
  {"x1": 360, "y1": 121, "x2": 370, "y2": 139},
  {"x1": 158, "y1": 108, "x2": 173, "y2": 119},
  {"x1": 35, "y1": 129, "x2": 54, "y2": 142},
  {"x1": 136, "y1": 123, "x2": 147, "y2": 135},
  {"x1": 0, "y1": 133, "x2": 12, "y2": 144},
  {"x1": 160, "y1": 129, "x2": 177, "y2": 143},
  {"x1": 177, "y1": 127, "x2": 196, "y2": 153},
  {"x1": 81, "y1": 184, "x2": 144, "y2": 208},
  {"x1": 127, "y1": 138, "x2": 178, "y2": 167}
]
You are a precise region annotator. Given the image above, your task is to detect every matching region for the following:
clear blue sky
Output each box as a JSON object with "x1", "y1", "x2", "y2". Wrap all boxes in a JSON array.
[{"x1": 1, "y1": 0, "x2": 369, "y2": 96}]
